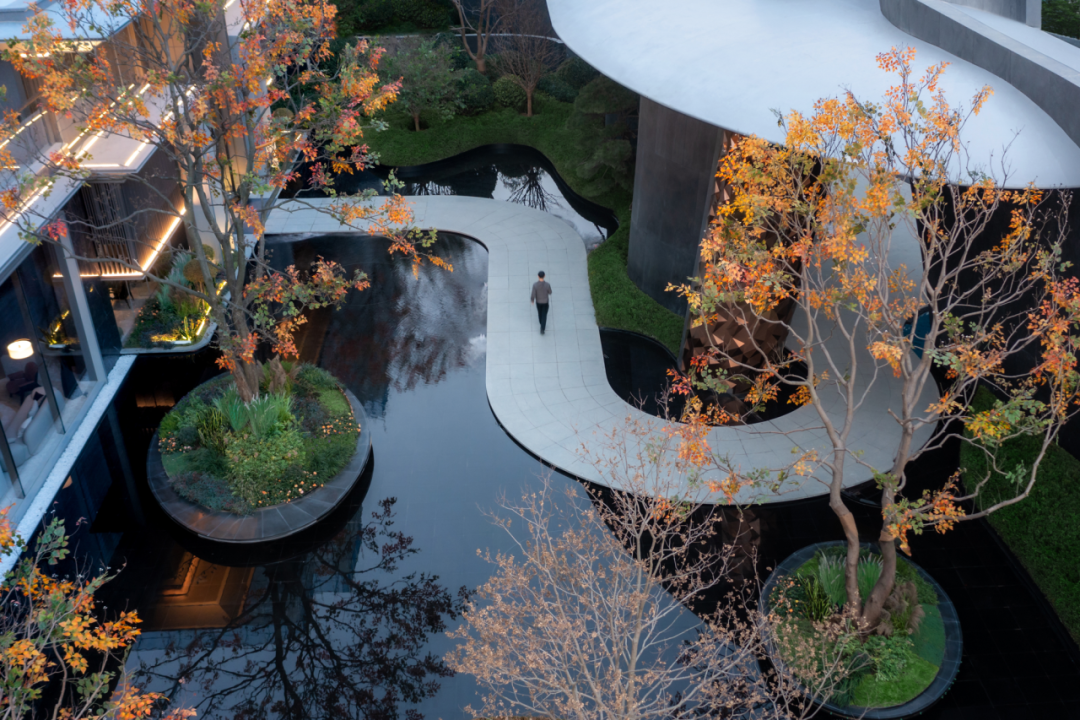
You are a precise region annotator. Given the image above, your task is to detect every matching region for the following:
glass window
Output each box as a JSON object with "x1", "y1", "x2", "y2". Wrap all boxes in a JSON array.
[
  {"x1": 0, "y1": 271, "x2": 53, "y2": 501},
  {"x1": 0, "y1": 242, "x2": 101, "y2": 503}
]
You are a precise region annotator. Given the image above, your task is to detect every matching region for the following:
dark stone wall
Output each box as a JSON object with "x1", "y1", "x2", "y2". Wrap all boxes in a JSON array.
[{"x1": 627, "y1": 98, "x2": 723, "y2": 315}]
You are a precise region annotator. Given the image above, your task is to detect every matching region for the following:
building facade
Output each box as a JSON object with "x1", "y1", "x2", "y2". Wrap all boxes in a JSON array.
[{"x1": 0, "y1": 0, "x2": 242, "y2": 533}]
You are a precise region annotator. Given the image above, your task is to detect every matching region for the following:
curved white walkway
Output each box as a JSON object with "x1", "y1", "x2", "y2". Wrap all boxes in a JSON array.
[{"x1": 265, "y1": 197, "x2": 936, "y2": 504}]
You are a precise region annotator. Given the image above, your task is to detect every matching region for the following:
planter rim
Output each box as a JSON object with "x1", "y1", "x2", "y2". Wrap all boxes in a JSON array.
[
  {"x1": 147, "y1": 385, "x2": 372, "y2": 544},
  {"x1": 758, "y1": 541, "x2": 963, "y2": 720}
]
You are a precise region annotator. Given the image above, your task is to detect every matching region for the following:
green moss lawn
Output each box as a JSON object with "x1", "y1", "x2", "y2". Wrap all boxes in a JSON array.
[
  {"x1": 365, "y1": 99, "x2": 684, "y2": 352},
  {"x1": 961, "y1": 387, "x2": 1080, "y2": 643}
]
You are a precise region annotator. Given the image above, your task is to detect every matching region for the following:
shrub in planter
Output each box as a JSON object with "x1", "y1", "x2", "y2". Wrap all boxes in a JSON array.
[
  {"x1": 767, "y1": 545, "x2": 954, "y2": 714},
  {"x1": 459, "y1": 67, "x2": 495, "y2": 114},
  {"x1": 493, "y1": 75, "x2": 526, "y2": 111},
  {"x1": 537, "y1": 73, "x2": 576, "y2": 103},
  {"x1": 159, "y1": 362, "x2": 359, "y2": 515}
]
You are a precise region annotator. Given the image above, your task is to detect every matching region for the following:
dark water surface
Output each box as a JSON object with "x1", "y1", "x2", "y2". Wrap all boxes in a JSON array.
[
  {"x1": 37, "y1": 230, "x2": 1080, "y2": 719},
  {"x1": 81, "y1": 233, "x2": 603, "y2": 719}
]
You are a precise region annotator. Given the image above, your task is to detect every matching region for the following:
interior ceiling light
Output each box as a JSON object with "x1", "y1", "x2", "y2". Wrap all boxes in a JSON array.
[{"x1": 7, "y1": 340, "x2": 33, "y2": 360}]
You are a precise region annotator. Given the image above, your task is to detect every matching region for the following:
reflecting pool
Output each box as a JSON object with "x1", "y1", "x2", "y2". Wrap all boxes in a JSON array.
[
  {"x1": 31, "y1": 228, "x2": 1080, "y2": 720},
  {"x1": 85, "y1": 232, "x2": 641, "y2": 719}
]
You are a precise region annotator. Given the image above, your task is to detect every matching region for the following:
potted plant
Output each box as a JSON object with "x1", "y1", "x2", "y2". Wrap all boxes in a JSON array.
[
  {"x1": 39, "y1": 311, "x2": 70, "y2": 348},
  {"x1": 761, "y1": 542, "x2": 961, "y2": 718},
  {"x1": 157, "y1": 359, "x2": 360, "y2": 515}
]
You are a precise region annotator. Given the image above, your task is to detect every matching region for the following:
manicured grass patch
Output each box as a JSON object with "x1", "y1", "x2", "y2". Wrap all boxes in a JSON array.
[
  {"x1": 589, "y1": 215, "x2": 683, "y2": 352},
  {"x1": 162, "y1": 446, "x2": 227, "y2": 479},
  {"x1": 912, "y1": 604, "x2": 946, "y2": 666},
  {"x1": 171, "y1": 471, "x2": 248, "y2": 514},
  {"x1": 850, "y1": 652, "x2": 938, "y2": 708},
  {"x1": 159, "y1": 364, "x2": 359, "y2": 514},
  {"x1": 366, "y1": 100, "x2": 684, "y2": 352},
  {"x1": 961, "y1": 386, "x2": 1080, "y2": 643}
]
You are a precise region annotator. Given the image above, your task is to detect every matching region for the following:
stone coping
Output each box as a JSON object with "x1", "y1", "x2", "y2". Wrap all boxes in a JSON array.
[
  {"x1": 147, "y1": 389, "x2": 372, "y2": 544},
  {"x1": 264, "y1": 196, "x2": 936, "y2": 505},
  {"x1": 121, "y1": 322, "x2": 217, "y2": 355},
  {"x1": 758, "y1": 541, "x2": 963, "y2": 719}
]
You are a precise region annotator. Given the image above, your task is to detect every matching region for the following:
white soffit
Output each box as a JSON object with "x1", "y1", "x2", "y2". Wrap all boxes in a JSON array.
[{"x1": 548, "y1": 0, "x2": 1080, "y2": 188}]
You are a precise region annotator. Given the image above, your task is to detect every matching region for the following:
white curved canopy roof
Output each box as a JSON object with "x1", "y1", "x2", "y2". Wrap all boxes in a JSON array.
[{"x1": 548, "y1": 0, "x2": 1080, "y2": 188}]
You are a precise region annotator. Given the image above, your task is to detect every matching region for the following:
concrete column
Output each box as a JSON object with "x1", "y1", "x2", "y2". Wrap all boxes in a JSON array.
[
  {"x1": 627, "y1": 97, "x2": 724, "y2": 316},
  {"x1": 58, "y1": 235, "x2": 107, "y2": 384}
]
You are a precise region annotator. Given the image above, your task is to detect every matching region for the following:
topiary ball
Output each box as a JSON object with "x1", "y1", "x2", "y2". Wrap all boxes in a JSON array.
[
  {"x1": 460, "y1": 68, "x2": 495, "y2": 114},
  {"x1": 555, "y1": 57, "x2": 599, "y2": 90},
  {"x1": 537, "y1": 74, "x2": 577, "y2": 104},
  {"x1": 493, "y1": 75, "x2": 527, "y2": 111}
]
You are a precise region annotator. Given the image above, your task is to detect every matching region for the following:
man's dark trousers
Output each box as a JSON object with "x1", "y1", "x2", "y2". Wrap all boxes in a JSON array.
[{"x1": 537, "y1": 302, "x2": 549, "y2": 333}]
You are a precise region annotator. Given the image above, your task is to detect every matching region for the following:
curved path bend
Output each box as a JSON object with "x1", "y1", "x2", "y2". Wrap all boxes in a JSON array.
[{"x1": 265, "y1": 197, "x2": 936, "y2": 504}]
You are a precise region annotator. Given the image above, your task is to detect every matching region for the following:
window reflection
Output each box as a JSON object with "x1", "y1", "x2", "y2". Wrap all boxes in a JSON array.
[{"x1": 0, "y1": 243, "x2": 100, "y2": 500}]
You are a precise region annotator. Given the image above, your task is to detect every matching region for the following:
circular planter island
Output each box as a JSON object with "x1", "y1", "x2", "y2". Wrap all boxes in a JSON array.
[
  {"x1": 147, "y1": 365, "x2": 372, "y2": 544},
  {"x1": 760, "y1": 541, "x2": 962, "y2": 719}
]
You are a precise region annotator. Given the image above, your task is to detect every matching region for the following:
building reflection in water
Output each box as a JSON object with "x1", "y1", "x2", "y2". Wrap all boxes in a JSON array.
[
  {"x1": 127, "y1": 495, "x2": 464, "y2": 720},
  {"x1": 25, "y1": 342, "x2": 464, "y2": 720},
  {"x1": 139, "y1": 547, "x2": 253, "y2": 631}
]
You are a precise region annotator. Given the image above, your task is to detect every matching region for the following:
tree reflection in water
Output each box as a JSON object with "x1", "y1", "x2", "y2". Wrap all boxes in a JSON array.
[
  {"x1": 404, "y1": 180, "x2": 455, "y2": 196},
  {"x1": 131, "y1": 498, "x2": 466, "y2": 720},
  {"x1": 500, "y1": 164, "x2": 560, "y2": 214}
]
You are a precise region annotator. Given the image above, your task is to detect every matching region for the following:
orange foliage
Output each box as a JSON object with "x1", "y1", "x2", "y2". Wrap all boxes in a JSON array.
[{"x1": 0, "y1": 508, "x2": 187, "y2": 719}]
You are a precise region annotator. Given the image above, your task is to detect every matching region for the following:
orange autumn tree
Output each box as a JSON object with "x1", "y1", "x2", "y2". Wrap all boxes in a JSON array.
[
  {"x1": 669, "y1": 47, "x2": 1080, "y2": 631},
  {"x1": 0, "y1": 0, "x2": 446, "y2": 400},
  {"x1": 0, "y1": 510, "x2": 189, "y2": 720}
]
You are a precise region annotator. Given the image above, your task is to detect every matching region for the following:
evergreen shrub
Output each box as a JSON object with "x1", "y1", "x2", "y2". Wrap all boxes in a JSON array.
[{"x1": 493, "y1": 75, "x2": 526, "y2": 110}]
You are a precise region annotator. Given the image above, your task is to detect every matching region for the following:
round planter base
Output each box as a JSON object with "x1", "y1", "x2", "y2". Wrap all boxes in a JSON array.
[
  {"x1": 759, "y1": 541, "x2": 962, "y2": 719},
  {"x1": 147, "y1": 389, "x2": 372, "y2": 544}
]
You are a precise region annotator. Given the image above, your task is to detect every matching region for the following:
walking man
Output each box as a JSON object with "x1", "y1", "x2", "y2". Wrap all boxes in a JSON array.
[{"x1": 530, "y1": 270, "x2": 552, "y2": 334}]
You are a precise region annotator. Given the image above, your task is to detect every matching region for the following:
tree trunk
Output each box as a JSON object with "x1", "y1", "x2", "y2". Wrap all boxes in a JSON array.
[
  {"x1": 412, "y1": 112, "x2": 421, "y2": 132},
  {"x1": 230, "y1": 358, "x2": 261, "y2": 403},
  {"x1": 861, "y1": 529, "x2": 898, "y2": 630},
  {"x1": 827, "y1": 458, "x2": 862, "y2": 615},
  {"x1": 861, "y1": 485, "x2": 900, "y2": 630},
  {"x1": 476, "y1": 56, "x2": 486, "y2": 74},
  {"x1": 836, "y1": 505, "x2": 862, "y2": 615},
  {"x1": 526, "y1": 89, "x2": 533, "y2": 117}
]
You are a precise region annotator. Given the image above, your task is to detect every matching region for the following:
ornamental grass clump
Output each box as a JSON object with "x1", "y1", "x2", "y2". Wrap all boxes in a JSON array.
[{"x1": 159, "y1": 362, "x2": 360, "y2": 514}]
